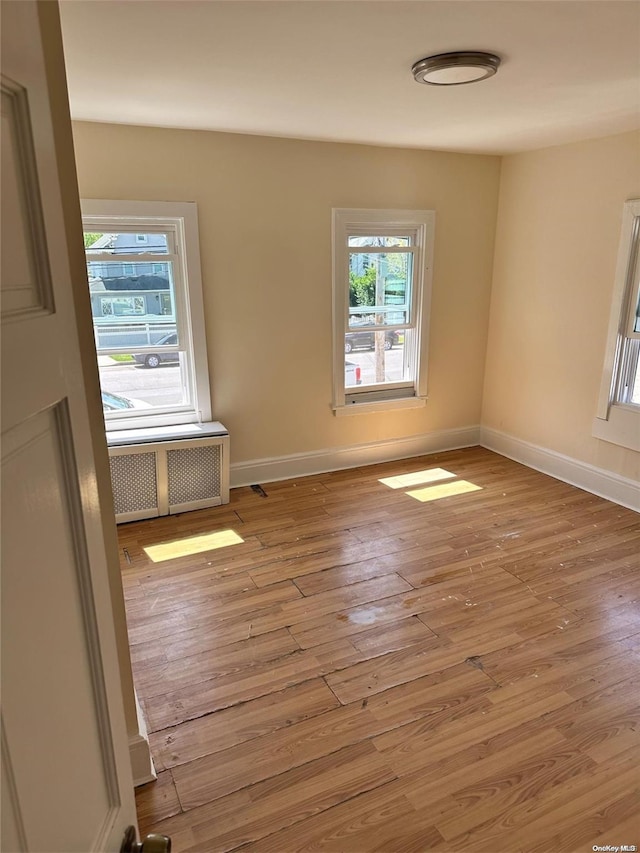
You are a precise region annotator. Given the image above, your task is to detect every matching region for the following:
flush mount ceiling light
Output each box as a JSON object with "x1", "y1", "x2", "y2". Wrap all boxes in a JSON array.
[{"x1": 412, "y1": 51, "x2": 501, "y2": 86}]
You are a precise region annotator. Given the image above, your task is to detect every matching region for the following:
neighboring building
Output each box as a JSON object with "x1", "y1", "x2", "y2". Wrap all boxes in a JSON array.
[
  {"x1": 86, "y1": 235, "x2": 176, "y2": 347},
  {"x1": 89, "y1": 275, "x2": 173, "y2": 320},
  {"x1": 87, "y1": 232, "x2": 169, "y2": 280}
]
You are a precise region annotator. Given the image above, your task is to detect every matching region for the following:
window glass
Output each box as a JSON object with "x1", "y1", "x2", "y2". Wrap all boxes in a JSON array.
[
  {"x1": 348, "y1": 251, "x2": 412, "y2": 328},
  {"x1": 87, "y1": 256, "x2": 179, "y2": 354},
  {"x1": 593, "y1": 199, "x2": 640, "y2": 452},
  {"x1": 348, "y1": 236, "x2": 411, "y2": 247},
  {"x1": 344, "y1": 334, "x2": 412, "y2": 386},
  {"x1": 333, "y1": 210, "x2": 434, "y2": 410},
  {"x1": 631, "y1": 274, "x2": 640, "y2": 335},
  {"x1": 84, "y1": 232, "x2": 169, "y2": 255},
  {"x1": 81, "y1": 201, "x2": 211, "y2": 429},
  {"x1": 616, "y1": 338, "x2": 640, "y2": 405},
  {"x1": 84, "y1": 232, "x2": 184, "y2": 418},
  {"x1": 613, "y1": 212, "x2": 640, "y2": 406},
  {"x1": 98, "y1": 349, "x2": 188, "y2": 412}
]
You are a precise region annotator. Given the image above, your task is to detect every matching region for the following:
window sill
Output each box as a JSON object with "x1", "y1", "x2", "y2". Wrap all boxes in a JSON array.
[
  {"x1": 333, "y1": 397, "x2": 427, "y2": 416},
  {"x1": 104, "y1": 411, "x2": 201, "y2": 433},
  {"x1": 106, "y1": 421, "x2": 228, "y2": 447},
  {"x1": 592, "y1": 405, "x2": 640, "y2": 452}
]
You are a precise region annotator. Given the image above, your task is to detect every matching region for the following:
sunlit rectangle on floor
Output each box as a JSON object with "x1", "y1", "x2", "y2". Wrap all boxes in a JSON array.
[
  {"x1": 379, "y1": 468, "x2": 456, "y2": 489},
  {"x1": 406, "y1": 480, "x2": 482, "y2": 502},
  {"x1": 144, "y1": 529, "x2": 244, "y2": 562}
]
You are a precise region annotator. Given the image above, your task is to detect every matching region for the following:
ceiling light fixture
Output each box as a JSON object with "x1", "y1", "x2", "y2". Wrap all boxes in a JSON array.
[{"x1": 412, "y1": 51, "x2": 501, "y2": 86}]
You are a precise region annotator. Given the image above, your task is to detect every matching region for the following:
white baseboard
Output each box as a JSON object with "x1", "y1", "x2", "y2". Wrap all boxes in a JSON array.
[
  {"x1": 129, "y1": 733, "x2": 156, "y2": 787},
  {"x1": 230, "y1": 424, "x2": 638, "y2": 512},
  {"x1": 129, "y1": 690, "x2": 155, "y2": 787},
  {"x1": 480, "y1": 426, "x2": 639, "y2": 513},
  {"x1": 230, "y1": 426, "x2": 481, "y2": 488}
]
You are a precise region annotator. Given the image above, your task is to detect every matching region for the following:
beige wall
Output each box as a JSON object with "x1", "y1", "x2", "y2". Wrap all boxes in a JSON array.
[
  {"x1": 482, "y1": 131, "x2": 640, "y2": 480},
  {"x1": 72, "y1": 121, "x2": 500, "y2": 464}
]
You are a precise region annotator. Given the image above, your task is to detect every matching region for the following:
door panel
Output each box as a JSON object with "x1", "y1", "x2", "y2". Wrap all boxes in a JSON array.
[
  {"x1": 1, "y1": 2, "x2": 137, "y2": 850},
  {"x1": 0, "y1": 78, "x2": 52, "y2": 318},
  {"x1": 2, "y1": 407, "x2": 117, "y2": 851}
]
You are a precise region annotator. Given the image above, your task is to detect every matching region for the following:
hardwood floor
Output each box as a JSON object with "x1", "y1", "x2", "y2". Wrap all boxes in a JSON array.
[{"x1": 120, "y1": 447, "x2": 640, "y2": 852}]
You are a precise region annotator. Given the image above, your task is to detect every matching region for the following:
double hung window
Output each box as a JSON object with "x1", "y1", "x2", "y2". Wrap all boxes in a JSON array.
[
  {"x1": 614, "y1": 225, "x2": 640, "y2": 407},
  {"x1": 594, "y1": 198, "x2": 640, "y2": 450},
  {"x1": 82, "y1": 199, "x2": 211, "y2": 430},
  {"x1": 333, "y1": 209, "x2": 434, "y2": 412}
]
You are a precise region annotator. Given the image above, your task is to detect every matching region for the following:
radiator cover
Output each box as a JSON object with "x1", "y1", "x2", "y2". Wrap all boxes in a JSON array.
[{"x1": 106, "y1": 423, "x2": 229, "y2": 523}]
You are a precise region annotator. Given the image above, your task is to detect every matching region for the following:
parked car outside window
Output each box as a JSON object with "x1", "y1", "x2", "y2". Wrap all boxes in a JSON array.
[
  {"x1": 101, "y1": 391, "x2": 150, "y2": 411},
  {"x1": 133, "y1": 332, "x2": 179, "y2": 368},
  {"x1": 345, "y1": 329, "x2": 399, "y2": 353}
]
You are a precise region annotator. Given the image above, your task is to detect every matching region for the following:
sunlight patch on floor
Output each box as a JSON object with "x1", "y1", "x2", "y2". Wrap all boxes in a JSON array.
[
  {"x1": 144, "y1": 529, "x2": 244, "y2": 562},
  {"x1": 378, "y1": 468, "x2": 456, "y2": 489},
  {"x1": 406, "y1": 480, "x2": 482, "y2": 503}
]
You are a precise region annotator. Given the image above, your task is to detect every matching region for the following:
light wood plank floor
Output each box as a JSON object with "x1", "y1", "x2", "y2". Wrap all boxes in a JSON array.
[{"x1": 120, "y1": 447, "x2": 640, "y2": 853}]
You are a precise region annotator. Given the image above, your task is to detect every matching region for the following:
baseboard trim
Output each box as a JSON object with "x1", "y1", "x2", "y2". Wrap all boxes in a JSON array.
[
  {"x1": 480, "y1": 426, "x2": 639, "y2": 513},
  {"x1": 230, "y1": 425, "x2": 638, "y2": 511},
  {"x1": 129, "y1": 689, "x2": 155, "y2": 787},
  {"x1": 129, "y1": 733, "x2": 156, "y2": 788},
  {"x1": 230, "y1": 426, "x2": 481, "y2": 488}
]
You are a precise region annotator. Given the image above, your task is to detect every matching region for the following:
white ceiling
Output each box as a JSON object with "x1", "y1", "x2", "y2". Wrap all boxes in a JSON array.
[{"x1": 60, "y1": 1, "x2": 640, "y2": 155}]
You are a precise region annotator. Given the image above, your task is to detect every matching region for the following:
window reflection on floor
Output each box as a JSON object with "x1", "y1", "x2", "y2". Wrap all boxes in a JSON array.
[
  {"x1": 379, "y1": 468, "x2": 456, "y2": 489},
  {"x1": 143, "y1": 529, "x2": 244, "y2": 562},
  {"x1": 406, "y1": 480, "x2": 482, "y2": 502}
]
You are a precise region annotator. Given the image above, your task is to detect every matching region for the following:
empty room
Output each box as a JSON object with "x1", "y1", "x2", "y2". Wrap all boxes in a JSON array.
[{"x1": 1, "y1": 1, "x2": 639, "y2": 852}]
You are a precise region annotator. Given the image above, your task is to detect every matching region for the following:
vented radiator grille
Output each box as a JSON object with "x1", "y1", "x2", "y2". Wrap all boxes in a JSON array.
[
  {"x1": 109, "y1": 452, "x2": 158, "y2": 516},
  {"x1": 167, "y1": 445, "x2": 222, "y2": 507},
  {"x1": 107, "y1": 426, "x2": 229, "y2": 523}
]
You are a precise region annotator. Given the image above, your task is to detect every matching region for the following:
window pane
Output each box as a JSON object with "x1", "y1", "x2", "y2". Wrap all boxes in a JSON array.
[
  {"x1": 90, "y1": 260, "x2": 178, "y2": 352},
  {"x1": 84, "y1": 231, "x2": 170, "y2": 255},
  {"x1": 87, "y1": 240, "x2": 190, "y2": 420},
  {"x1": 344, "y1": 331, "x2": 412, "y2": 387},
  {"x1": 98, "y1": 350, "x2": 188, "y2": 413},
  {"x1": 632, "y1": 364, "x2": 640, "y2": 404},
  {"x1": 349, "y1": 251, "x2": 412, "y2": 327},
  {"x1": 348, "y1": 236, "x2": 411, "y2": 247},
  {"x1": 348, "y1": 306, "x2": 409, "y2": 328},
  {"x1": 618, "y1": 337, "x2": 640, "y2": 405}
]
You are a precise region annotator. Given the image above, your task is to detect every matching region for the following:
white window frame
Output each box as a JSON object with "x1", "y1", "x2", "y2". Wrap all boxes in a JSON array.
[
  {"x1": 82, "y1": 199, "x2": 212, "y2": 431},
  {"x1": 593, "y1": 198, "x2": 640, "y2": 451},
  {"x1": 332, "y1": 208, "x2": 434, "y2": 414}
]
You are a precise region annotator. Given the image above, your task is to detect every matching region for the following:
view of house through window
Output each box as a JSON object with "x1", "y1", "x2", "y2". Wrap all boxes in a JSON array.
[
  {"x1": 346, "y1": 235, "x2": 415, "y2": 389},
  {"x1": 82, "y1": 200, "x2": 211, "y2": 429},
  {"x1": 333, "y1": 209, "x2": 434, "y2": 409}
]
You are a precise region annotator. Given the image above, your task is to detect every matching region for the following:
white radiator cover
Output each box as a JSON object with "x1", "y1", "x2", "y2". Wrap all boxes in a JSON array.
[{"x1": 106, "y1": 423, "x2": 229, "y2": 523}]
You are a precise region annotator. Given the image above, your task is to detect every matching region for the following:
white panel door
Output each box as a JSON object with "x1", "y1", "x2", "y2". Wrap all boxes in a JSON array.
[{"x1": 1, "y1": 2, "x2": 138, "y2": 851}]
